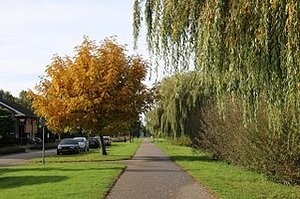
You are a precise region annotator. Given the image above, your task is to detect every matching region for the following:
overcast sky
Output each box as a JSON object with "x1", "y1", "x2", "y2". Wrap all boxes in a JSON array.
[{"x1": 0, "y1": 0, "x2": 155, "y2": 97}]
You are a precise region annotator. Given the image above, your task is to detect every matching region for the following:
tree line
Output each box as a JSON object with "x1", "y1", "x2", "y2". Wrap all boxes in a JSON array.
[{"x1": 135, "y1": 1, "x2": 300, "y2": 184}]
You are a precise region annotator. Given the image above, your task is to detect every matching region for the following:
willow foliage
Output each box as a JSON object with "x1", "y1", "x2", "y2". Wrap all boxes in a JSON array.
[
  {"x1": 146, "y1": 72, "x2": 209, "y2": 138},
  {"x1": 134, "y1": 0, "x2": 300, "y2": 131}
]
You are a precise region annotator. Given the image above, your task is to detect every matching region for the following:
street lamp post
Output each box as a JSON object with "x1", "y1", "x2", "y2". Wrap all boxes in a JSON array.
[
  {"x1": 39, "y1": 117, "x2": 46, "y2": 165},
  {"x1": 19, "y1": 118, "x2": 25, "y2": 146}
]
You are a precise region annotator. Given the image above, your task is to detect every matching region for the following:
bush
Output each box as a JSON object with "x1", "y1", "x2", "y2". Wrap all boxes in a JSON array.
[
  {"x1": 29, "y1": 142, "x2": 58, "y2": 150},
  {"x1": 168, "y1": 136, "x2": 193, "y2": 147},
  {"x1": 0, "y1": 135, "x2": 18, "y2": 146},
  {"x1": 0, "y1": 146, "x2": 25, "y2": 154},
  {"x1": 196, "y1": 99, "x2": 300, "y2": 184}
]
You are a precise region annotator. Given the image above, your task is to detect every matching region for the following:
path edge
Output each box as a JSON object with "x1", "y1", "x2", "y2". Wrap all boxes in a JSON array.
[
  {"x1": 152, "y1": 140, "x2": 220, "y2": 199},
  {"x1": 104, "y1": 139, "x2": 143, "y2": 198}
]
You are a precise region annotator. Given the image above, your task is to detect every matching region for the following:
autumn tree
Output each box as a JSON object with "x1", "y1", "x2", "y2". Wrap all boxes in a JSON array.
[{"x1": 30, "y1": 37, "x2": 151, "y2": 155}]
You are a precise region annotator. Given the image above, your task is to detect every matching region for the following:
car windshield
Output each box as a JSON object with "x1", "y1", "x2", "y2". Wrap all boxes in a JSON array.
[
  {"x1": 60, "y1": 139, "x2": 77, "y2": 144},
  {"x1": 74, "y1": 138, "x2": 84, "y2": 142}
]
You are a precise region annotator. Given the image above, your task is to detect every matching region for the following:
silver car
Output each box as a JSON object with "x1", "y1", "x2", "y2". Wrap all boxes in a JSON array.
[{"x1": 74, "y1": 137, "x2": 89, "y2": 152}]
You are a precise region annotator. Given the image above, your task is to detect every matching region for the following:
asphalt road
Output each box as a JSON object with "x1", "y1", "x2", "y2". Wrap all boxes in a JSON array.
[{"x1": 0, "y1": 149, "x2": 57, "y2": 166}]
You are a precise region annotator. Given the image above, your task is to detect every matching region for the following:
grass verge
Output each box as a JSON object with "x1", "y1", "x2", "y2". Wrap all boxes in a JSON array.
[
  {"x1": 155, "y1": 140, "x2": 300, "y2": 199},
  {"x1": 28, "y1": 140, "x2": 141, "y2": 163},
  {"x1": 0, "y1": 163, "x2": 124, "y2": 199}
]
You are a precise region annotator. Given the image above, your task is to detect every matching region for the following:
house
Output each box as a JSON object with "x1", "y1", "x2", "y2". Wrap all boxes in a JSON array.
[{"x1": 0, "y1": 95, "x2": 37, "y2": 139}]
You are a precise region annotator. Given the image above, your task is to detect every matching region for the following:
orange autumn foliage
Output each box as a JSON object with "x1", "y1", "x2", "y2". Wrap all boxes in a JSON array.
[{"x1": 29, "y1": 37, "x2": 152, "y2": 135}]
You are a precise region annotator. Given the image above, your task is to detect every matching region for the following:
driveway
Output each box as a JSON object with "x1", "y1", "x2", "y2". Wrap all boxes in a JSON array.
[{"x1": 0, "y1": 149, "x2": 57, "y2": 166}]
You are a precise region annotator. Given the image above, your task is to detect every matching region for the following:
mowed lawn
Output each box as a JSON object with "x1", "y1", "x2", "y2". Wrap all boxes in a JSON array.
[
  {"x1": 155, "y1": 140, "x2": 300, "y2": 199},
  {"x1": 28, "y1": 140, "x2": 141, "y2": 163},
  {"x1": 0, "y1": 163, "x2": 124, "y2": 199},
  {"x1": 0, "y1": 140, "x2": 142, "y2": 199}
]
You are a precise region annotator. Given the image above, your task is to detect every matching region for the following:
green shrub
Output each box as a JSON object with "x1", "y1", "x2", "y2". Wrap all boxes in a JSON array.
[
  {"x1": 0, "y1": 135, "x2": 18, "y2": 146},
  {"x1": 197, "y1": 99, "x2": 300, "y2": 184},
  {"x1": 0, "y1": 146, "x2": 25, "y2": 154},
  {"x1": 168, "y1": 135, "x2": 193, "y2": 147},
  {"x1": 29, "y1": 142, "x2": 57, "y2": 150}
]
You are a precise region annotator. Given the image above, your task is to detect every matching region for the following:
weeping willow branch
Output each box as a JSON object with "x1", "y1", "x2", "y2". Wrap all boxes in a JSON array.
[{"x1": 134, "y1": 0, "x2": 300, "y2": 131}]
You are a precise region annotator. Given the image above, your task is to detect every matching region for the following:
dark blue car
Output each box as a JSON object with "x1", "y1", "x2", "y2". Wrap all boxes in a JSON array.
[{"x1": 57, "y1": 138, "x2": 80, "y2": 155}]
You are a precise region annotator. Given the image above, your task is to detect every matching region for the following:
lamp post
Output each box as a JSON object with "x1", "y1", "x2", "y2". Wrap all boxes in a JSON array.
[
  {"x1": 39, "y1": 117, "x2": 46, "y2": 165},
  {"x1": 19, "y1": 118, "x2": 25, "y2": 146}
]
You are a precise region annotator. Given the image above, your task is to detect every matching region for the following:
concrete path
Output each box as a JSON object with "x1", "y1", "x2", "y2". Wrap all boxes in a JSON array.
[
  {"x1": 0, "y1": 149, "x2": 57, "y2": 166},
  {"x1": 106, "y1": 139, "x2": 215, "y2": 199}
]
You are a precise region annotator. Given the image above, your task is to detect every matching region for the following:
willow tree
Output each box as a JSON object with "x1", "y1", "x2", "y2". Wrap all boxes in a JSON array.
[
  {"x1": 30, "y1": 37, "x2": 151, "y2": 155},
  {"x1": 134, "y1": 0, "x2": 300, "y2": 132},
  {"x1": 146, "y1": 72, "x2": 210, "y2": 139}
]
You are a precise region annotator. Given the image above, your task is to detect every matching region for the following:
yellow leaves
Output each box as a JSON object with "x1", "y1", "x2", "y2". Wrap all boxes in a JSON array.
[
  {"x1": 270, "y1": 0, "x2": 277, "y2": 10},
  {"x1": 31, "y1": 37, "x2": 151, "y2": 133},
  {"x1": 285, "y1": 1, "x2": 296, "y2": 29}
]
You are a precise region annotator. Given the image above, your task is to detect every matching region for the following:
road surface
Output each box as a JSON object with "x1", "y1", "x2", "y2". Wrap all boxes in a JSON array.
[{"x1": 0, "y1": 149, "x2": 57, "y2": 166}]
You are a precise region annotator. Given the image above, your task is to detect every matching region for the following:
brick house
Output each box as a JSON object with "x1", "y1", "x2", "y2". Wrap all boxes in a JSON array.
[{"x1": 0, "y1": 95, "x2": 37, "y2": 138}]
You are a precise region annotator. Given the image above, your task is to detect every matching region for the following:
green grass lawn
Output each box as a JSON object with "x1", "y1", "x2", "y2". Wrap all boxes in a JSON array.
[
  {"x1": 0, "y1": 140, "x2": 142, "y2": 199},
  {"x1": 29, "y1": 140, "x2": 141, "y2": 164},
  {"x1": 155, "y1": 140, "x2": 300, "y2": 199},
  {"x1": 0, "y1": 163, "x2": 124, "y2": 199}
]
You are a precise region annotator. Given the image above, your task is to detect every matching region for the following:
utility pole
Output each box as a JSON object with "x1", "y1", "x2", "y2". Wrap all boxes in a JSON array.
[{"x1": 39, "y1": 117, "x2": 46, "y2": 165}]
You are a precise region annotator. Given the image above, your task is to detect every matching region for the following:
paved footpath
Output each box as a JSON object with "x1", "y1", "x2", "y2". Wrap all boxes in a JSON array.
[{"x1": 106, "y1": 139, "x2": 215, "y2": 199}]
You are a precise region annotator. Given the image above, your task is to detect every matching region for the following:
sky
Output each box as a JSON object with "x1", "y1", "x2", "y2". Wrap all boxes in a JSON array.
[{"x1": 0, "y1": 0, "x2": 156, "y2": 97}]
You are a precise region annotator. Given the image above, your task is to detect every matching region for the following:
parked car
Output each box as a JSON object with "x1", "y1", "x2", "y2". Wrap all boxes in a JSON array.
[
  {"x1": 74, "y1": 137, "x2": 89, "y2": 152},
  {"x1": 57, "y1": 138, "x2": 80, "y2": 155},
  {"x1": 88, "y1": 137, "x2": 100, "y2": 149},
  {"x1": 27, "y1": 137, "x2": 43, "y2": 145},
  {"x1": 34, "y1": 137, "x2": 42, "y2": 144},
  {"x1": 103, "y1": 136, "x2": 111, "y2": 146}
]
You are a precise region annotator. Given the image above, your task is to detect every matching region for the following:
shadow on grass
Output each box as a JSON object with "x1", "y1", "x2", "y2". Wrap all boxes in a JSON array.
[
  {"x1": 169, "y1": 155, "x2": 214, "y2": 162},
  {"x1": 133, "y1": 156, "x2": 172, "y2": 162},
  {"x1": 126, "y1": 168, "x2": 180, "y2": 173},
  {"x1": 0, "y1": 166, "x2": 123, "y2": 174},
  {"x1": 0, "y1": 175, "x2": 68, "y2": 189}
]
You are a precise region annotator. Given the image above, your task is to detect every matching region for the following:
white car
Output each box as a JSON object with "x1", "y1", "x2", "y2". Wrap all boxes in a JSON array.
[{"x1": 74, "y1": 137, "x2": 89, "y2": 152}]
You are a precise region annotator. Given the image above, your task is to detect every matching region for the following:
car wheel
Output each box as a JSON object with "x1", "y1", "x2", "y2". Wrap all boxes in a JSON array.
[{"x1": 57, "y1": 151, "x2": 60, "y2": 155}]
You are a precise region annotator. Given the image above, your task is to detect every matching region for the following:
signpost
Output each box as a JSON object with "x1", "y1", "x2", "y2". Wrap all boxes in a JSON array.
[
  {"x1": 19, "y1": 118, "x2": 25, "y2": 146},
  {"x1": 39, "y1": 117, "x2": 46, "y2": 165}
]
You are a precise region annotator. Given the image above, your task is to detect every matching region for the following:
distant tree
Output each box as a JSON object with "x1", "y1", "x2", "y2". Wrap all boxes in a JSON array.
[
  {"x1": 146, "y1": 72, "x2": 207, "y2": 139},
  {"x1": 129, "y1": 119, "x2": 143, "y2": 139},
  {"x1": 0, "y1": 107, "x2": 15, "y2": 137},
  {"x1": 29, "y1": 37, "x2": 152, "y2": 155},
  {"x1": 16, "y1": 90, "x2": 32, "y2": 110},
  {"x1": 0, "y1": 89, "x2": 16, "y2": 102}
]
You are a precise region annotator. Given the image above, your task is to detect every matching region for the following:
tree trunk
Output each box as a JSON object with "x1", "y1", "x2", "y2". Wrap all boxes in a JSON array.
[{"x1": 99, "y1": 135, "x2": 107, "y2": 155}]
